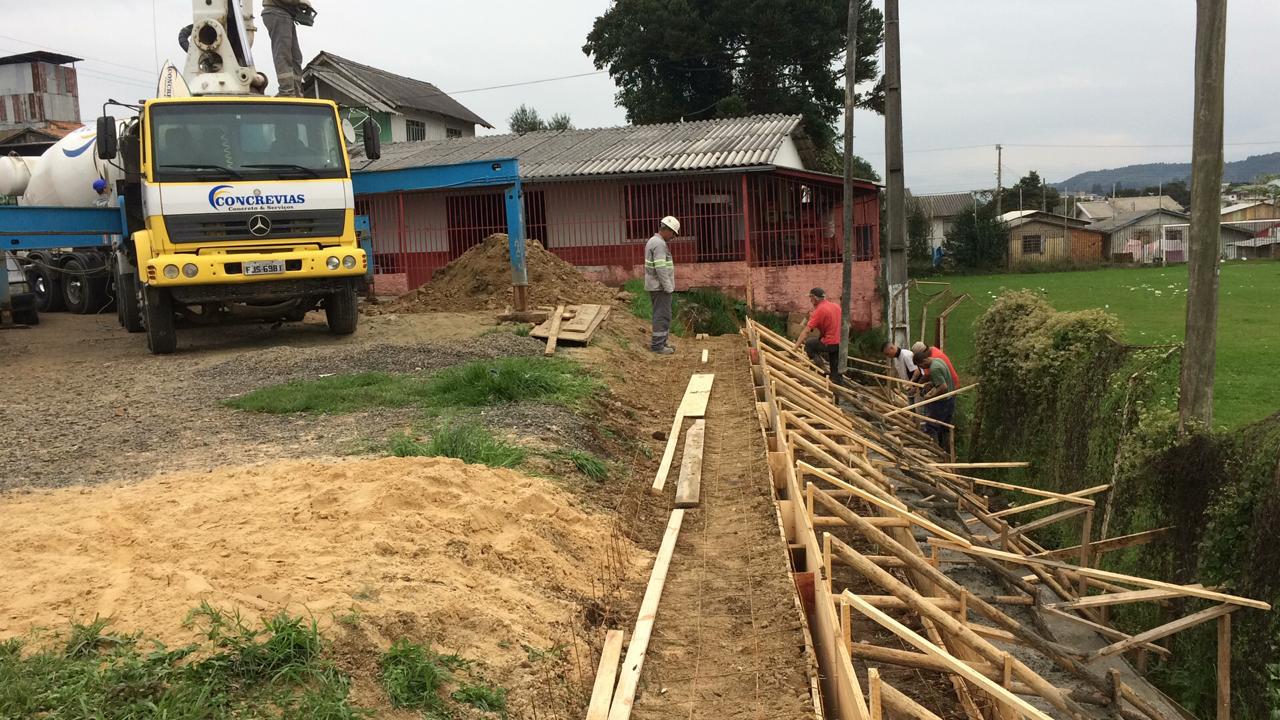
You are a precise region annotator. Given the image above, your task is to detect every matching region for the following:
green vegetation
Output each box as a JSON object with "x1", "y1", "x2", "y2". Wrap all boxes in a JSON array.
[
  {"x1": 227, "y1": 372, "x2": 434, "y2": 414},
  {"x1": 0, "y1": 607, "x2": 364, "y2": 719},
  {"x1": 423, "y1": 357, "x2": 597, "y2": 408},
  {"x1": 559, "y1": 449, "x2": 609, "y2": 482},
  {"x1": 968, "y1": 292, "x2": 1280, "y2": 718},
  {"x1": 624, "y1": 279, "x2": 788, "y2": 338},
  {"x1": 913, "y1": 260, "x2": 1280, "y2": 429},
  {"x1": 379, "y1": 639, "x2": 506, "y2": 719},
  {"x1": 390, "y1": 423, "x2": 527, "y2": 469}
]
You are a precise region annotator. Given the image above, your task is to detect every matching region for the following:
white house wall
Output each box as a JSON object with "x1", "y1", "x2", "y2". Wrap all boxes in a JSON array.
[{"x1": 773, "y1": 137, "x2": 804, "y2": 170}]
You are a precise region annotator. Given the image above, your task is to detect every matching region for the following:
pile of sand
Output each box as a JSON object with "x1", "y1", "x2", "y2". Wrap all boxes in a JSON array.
[
  {"x1": 371, "y1": 234, "x2": 620, "y2": 313},
  {"x1": 0, "y1": 456, "x2": 646, "y2": 671}
]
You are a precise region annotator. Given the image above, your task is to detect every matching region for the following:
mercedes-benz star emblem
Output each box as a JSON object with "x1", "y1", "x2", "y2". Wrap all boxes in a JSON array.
[{"x1": 247, "y1": 215, "x2": 272, "y2": 237}]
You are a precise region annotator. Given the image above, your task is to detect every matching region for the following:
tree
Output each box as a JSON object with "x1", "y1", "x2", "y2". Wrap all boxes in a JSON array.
[
  {"x1": 584, "y1": 0, "x2": 885, "y2": 173},
  {"x1": 1090, "y1": 182, "x2": 1104, "y2": 196},
  {"x1": 508, "y1": 105, "x2": 574, "y2": 134},
  {"x1": 943, "y1": 200, "x2": 1007, "y2": 270},
  {"x1": 906, "y1": 197, "x2": 931, "y2": 266},
  {"x1": 1006, "y1": 171, "x2": 1060, "y2": 213}
]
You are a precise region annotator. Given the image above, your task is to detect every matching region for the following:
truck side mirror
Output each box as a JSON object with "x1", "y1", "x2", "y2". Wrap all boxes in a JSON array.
[
  {"x1": 363, "y1": 121, "x2": 381, "y2": 161},
  {"x1": 96, "y1": 116, "x2": 118, "y2": 160}
]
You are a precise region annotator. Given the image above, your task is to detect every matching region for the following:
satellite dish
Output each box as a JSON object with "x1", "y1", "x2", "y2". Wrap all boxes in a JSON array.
[{"x1": 342, "y1": 118, "x2": 357, "y2": 144}]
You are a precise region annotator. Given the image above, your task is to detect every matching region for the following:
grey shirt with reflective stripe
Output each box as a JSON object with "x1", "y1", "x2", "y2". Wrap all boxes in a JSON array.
[{"x1": 644, "y1": 234, "x2": 675, "y2": 292}]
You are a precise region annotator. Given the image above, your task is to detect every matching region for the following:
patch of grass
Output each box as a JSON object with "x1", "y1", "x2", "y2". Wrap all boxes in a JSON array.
[
  {"x1": 543, "y1": 449, "x2": 609, "y2": 482},
  {"x1": 379, "y1": 639, "x2": 450, "y2": 713},
  {"x1": 226, "y1": 372, "x2": 433, "y2": 414},
  {"x1": 513, "y1": 323, "x2": 533, "y2": 337},
  {"x1": 392, "y1": 423, "x2": 527, "y2": 469},
  {"x1": 422, "y1": 357, "x2": 598, "y2": 408},
  {"x1": 452, "y1": 682, "x2": 508, "y2": 717},
  {"x1": 0, "y1": 609, "x2": 364, "y2": 719},
  {"x1": 912, "y1": 260, "x2": 1280, "y2": 429}
]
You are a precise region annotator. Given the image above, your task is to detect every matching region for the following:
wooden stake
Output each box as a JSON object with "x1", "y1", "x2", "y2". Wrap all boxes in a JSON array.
[
  {"x1": 1078, "y1": 509, "x2": 1094, "y2": 598},
  {"x1": 1217, "y1": 612, "x2": 1231, "y2": 720},
  {"x1": 608, "y1": 509, "x2": 685, "y2": 720},
  {"x1": 544, "y1": 303, "x2": 565, "y2": 356},
  {"x1": 700, "y1": 348, "x2": 709, "y2": 363},
  {"x1": 883, "y1": 383, "x2": 978, "y2": 418},
  {"x1": 868, "y1": 668, "x2": 883, "y2": 720},
  {"x1": 585, "y1": 629, "x2": 625, "y2": 720}
]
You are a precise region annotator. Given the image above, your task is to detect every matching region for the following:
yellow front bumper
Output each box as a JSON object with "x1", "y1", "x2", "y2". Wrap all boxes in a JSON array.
[{"x1": 144, "y1": 247, "x2": 367, "y2": 287}]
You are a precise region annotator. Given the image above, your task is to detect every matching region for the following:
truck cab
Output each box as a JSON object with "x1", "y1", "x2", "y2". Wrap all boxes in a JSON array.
[{"x1": 104, "y1": 95, "x2": 379, "y2": 353}]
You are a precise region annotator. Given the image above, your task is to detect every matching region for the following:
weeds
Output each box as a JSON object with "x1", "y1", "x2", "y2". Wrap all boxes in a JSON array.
[
  {"x1": 379, "y1": 639, "x2": 450, "y2": 713},
  {"x1": 422, "y1": 357, "x2": 597, "y2": 408},
  {"x1": 453, "y1": 682, "x2": 509, "y2": 716},
  {"x1": 226, "y1": 372, "x2": 433, "y2": 414},
  {"x1": 392, "y1": 423, "x2": 527, "y2": 469},
  {"x1": 565, "y1": 450, "x2": 609, "y2": 482},
  {"x1": 513, "y1": 324, "x2": 533, "y2": 337}
]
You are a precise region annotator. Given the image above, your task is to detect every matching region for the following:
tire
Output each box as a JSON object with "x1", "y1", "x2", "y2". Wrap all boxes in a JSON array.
[
  {"x1": 61, "y1": 257, "x2": 105, "y2": 315},
  {"x1": 26, "y1": 262, "x2": 64, "y2": 313},
  {"x1": 143, "y1": 287, "x2": 177, "y2": 355},
  {"x1": 324, "y1": 282, "x2": 358, "y2": 335},
  {"x1": 116, "y1": 271, "x2": 145, "y2": 333}
]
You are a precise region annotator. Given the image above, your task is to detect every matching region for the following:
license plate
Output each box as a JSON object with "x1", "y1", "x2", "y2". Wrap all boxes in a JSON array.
[{"x1": 243, "y1": 260, "x2": 286, "y2": 276}]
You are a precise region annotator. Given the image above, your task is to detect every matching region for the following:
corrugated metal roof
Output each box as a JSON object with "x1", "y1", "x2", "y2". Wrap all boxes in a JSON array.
[
  {"x1": 1220, "y1": 200, "x2": 1275, "y2": 215},
  {"x1": 362, "y1": 114, "x2": 807, "y2": 179},
  {"x1": 915, "y1": 192, "x2": 977, "y2": 218},
  {"x1": 1077, "y1": 196, "x2": 1184, "y2": 220},
  {"x1": 302, "y1": 52, "x2": 492, "y2": 129}
]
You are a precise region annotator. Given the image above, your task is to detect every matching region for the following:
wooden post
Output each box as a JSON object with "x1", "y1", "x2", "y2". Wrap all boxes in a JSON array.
[
  {"x1": 823, "y1": 532, "x2": 834, "y2": 593},
  {"x1": 1079, "y1": 508, "x2": 1094, "y2": 598},
  {"x1": 1180, "y1": 0, "x2": 1228, "y2": 428},
  {"x1": 1217, "y1": 613, "x2": 1231, "y2": 720},
  {"x1": 868, "y1": 668, "x2": 883, "y2": 720}
]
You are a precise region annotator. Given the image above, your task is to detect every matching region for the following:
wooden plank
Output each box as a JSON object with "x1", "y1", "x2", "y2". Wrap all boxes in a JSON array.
[
  {"x1": 608, "y1": 509, "x2": 685, "y2": 720},
  {"x1": 883, "y1": 383, "x2": 978, "y2": 418},
  {"x1": 928, "y1": 462, "x2": 1031, "y2": 469},
  {"x1": 585, "y1": 629, "x2": 625, "y2": 720},
  {"x1": 880, "y1": 681, "x2": 947, "y2": 720},
  {"x1": 544, "y1": 303, "x2": 566, "y2": 356},
  {"x1": 1032, "y1": 527, "x2": 1172, "y2": 560},
  {"x1": 701, "y1": 348, "x2": 709, "y2": 364},
  {"x1": 990, "y1": 485, "x2": 1110, "y2": 518},
  {"x1": 842, "y1": 592, "x2": 1054, "y2": 720},
  {"x1": 649, "y1": 412, "x2": 683, "y2": 496},
  {"x1": 677, "y1": 373, "x2": 715, "y2": 418},
  {"x1": 1005, "y1": 505, "x2": 1090, "y2": 539},
  {"x1": 1217, "y1": 613, "x2": 1231, "y2": 720},
  {"x1": 971, "y1": 478, "x2": 1104, "y2": 504},
  {"x1": 928, "y1": 540, "x2": 1271, "y2": 610},
  {"x1": 796, "y1": 462, "x2": 970, "y2": 546},
  {"x1": 1092, "y1": 604, "x2": 1236, "y2": 660},
  {"x1": 1041, "y1": 607, "x2": 1172, "y2": 659},
  {"x1": 674, "y1": 420, "x2": 705, "y2": 508},
  {"x1": 1048, "y1": 586, "x2": 1202, "y2": 610}
]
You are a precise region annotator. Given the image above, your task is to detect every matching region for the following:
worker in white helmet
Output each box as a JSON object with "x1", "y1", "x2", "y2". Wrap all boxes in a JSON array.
[
  {"x1": 261, "y1": 0, "x2": 315, "y2": 97},
  {"x1": 644, "y1": 216, "x2": 680, "y2": 354}
]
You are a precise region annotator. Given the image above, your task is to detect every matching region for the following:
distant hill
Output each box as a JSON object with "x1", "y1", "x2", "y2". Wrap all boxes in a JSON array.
[{"x1": 1054, "y1": 152, "x2": 1280, "y2": 192}]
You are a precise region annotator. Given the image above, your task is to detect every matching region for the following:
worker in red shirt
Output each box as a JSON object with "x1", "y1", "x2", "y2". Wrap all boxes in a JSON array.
[
  {"x1": 793, "y1": 287, "x2": 843, "y2": 384},
  {"x1": 911, "y1": 341, "x2": 959, "y2": 388}
]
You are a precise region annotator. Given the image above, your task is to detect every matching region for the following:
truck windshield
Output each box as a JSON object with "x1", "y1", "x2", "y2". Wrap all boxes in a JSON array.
[{"x1": 150, "y1": 103, "x2": 346, "y2": 182}]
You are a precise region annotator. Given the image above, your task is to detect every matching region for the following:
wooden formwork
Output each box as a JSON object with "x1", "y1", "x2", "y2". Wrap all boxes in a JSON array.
[{"x1": 744, "y1": 320, "x2": 1269, "y2": 720}]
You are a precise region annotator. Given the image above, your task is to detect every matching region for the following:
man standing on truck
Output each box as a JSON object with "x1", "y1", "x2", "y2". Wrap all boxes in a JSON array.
[
  {"x1": 261, "y1": 0, "x2": 315, "y2": 97},
  {"x1": 645, "y1": 216, "x2": 680, "y2": 355}
]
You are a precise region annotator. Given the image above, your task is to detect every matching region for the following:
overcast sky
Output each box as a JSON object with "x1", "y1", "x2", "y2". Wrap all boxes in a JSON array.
[{"x1": 8, "y1": 0, "x2": 1278, "y2": 193}]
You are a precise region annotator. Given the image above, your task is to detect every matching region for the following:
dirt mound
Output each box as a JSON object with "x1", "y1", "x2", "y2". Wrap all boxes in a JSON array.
[
  {"x1": 0, "y1": 456, "x2": 648, "y2": 713},
  {"x1": 370, "y1": 234, "x2": 621, "y2": 313}
]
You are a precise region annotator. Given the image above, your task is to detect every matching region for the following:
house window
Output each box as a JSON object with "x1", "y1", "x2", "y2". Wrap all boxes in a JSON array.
[
  {"x1": 1166, "y1": 229, "x2": 1184, "y2": 244},
  {"x1": 625, "y1": 182, "x2": 691, "y2": 239},
  {"x1": 446, "y1": 128, "x2": 463, "y2": 139},
  {"x1": 1021, "y1": 235, "x2": 1043, "y2": 254},
  {"x1": 406, "y1": 119, "x2": 426, "y2": 142},
  {"x1": 525, "y1": 190, "x2": 547, "y2": 242}
]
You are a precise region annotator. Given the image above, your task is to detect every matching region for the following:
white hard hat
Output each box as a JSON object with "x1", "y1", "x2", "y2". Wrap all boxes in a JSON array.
[{"x1": 661, "y1": 216, "x2": 681, "y2": 235}]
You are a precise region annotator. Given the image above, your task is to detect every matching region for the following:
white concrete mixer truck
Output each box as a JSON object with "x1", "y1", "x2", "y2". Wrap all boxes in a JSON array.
[{"x1": 0, "y1": 0, "x2": 380, "y2": 353}]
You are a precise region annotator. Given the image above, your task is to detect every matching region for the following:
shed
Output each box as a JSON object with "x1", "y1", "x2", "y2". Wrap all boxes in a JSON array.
[
  {"x1": 1089, "y1": 209, "x2": 1253, "y2": 263},
  {"x1": 354, "y1": 114, "x2": 883, "y2": 319},
  {"x1": 1001, "y1": 211, "x2": 1102, "y2": 265}
]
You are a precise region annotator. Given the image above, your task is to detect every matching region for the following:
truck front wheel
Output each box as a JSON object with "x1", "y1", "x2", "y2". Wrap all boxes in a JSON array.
[
  {"x1": 324, "y1": 283, "x2": 358, "y2": 335},
  {"x1": 143, "y1": 287, "x2": 177, "y2": 354}
]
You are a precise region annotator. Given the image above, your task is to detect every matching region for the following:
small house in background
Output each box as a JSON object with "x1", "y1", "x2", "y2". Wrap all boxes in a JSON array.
[
  {"x1": 301, "y1": 52, "x2": 492, "y2": 145},
  {"x1": 0, "y1": 51, "x2": 84, "y2": 156},
  {"x1": 1000, "y1": 210, "x2": 1102, "y2": 265},
  {"x1": 1075, "y1": 195, "x2": 1184, "y2": 222},
  {"x1": 355, "y1": 114, "x2": 883, "y2": 321},
  {"x1": 1220, "y1": 200, "x2": 1280, "y2": 223},
  {"x1": 1089, "y1": 208, "x2": 1253, "y2": 263},
  {"x1": 914, "y1": 191, "x2": 977, "y2": 250}
]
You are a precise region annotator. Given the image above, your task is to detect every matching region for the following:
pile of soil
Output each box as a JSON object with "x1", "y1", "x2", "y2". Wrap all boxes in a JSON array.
[
  {"x1": 369, "y1": 234, "x2": 621, "y2": 313},
  {"x1": 0, "y1": 456, "x2": 648, "y2": 714}
]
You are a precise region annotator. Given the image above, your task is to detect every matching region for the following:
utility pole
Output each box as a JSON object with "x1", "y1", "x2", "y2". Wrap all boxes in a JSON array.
[
  {"x1": 884, "y1": 0, "x2": 908, "y2": 348},
  {"x1": 995, "y1": 144, "x2": 1003, "y2": 217},
  {"x1": 837, "y1": 0, "x2": 858, "y2": 376},
  {"x1": 1181, "y1": 0, "x2": 1227, "y2": 431}
]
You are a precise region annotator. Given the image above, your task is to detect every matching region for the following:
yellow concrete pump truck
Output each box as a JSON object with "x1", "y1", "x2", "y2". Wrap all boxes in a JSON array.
[{"x1": 2, "y1": 0, "x2": 380, "y2": 353}]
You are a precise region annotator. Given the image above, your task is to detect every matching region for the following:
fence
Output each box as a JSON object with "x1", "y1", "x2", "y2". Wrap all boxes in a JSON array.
[
  {"x1": 1107, "y1": 219, "x2": 1280, "y2": 264},
  {"x1": 357, "y1": 169, "x2": 882, "y2": 312}
]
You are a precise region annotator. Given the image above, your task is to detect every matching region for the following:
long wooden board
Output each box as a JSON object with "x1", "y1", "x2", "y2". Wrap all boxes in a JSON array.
[
  {"x1": 608, "y1": 509, "x2": 685, "y2": 720},
  {"x1": 674, "y1": 420, "x2": 706, "y2": 509},
  {"x1": 586, "y1": 629, "x2": 625, "y2": 720},
  {"x1": 544, "y1": 303, "x2": 566, "y2": 356},
  {"x1": 650, "y1": 374, "x2": 715, "y2": 495},
  {"x1": 530, "y1": 304, "x2": 612, "y2": 344}
]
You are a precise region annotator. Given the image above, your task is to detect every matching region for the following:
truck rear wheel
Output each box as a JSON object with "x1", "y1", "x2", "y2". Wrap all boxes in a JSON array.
[
  {"x1": 324, "y1": 283, "x2": 358, "y2": 335},
  {"x1": 143, "y1": 287, "x2": 177, "y2": 354},
  {"x1": 62, "y1": 257, "x2": 106, "y2": 315},
  {"x1": 116, "y1": 271, "x2": 144, "y2": 333},
  {"x1": 26, "y1": 262, "x2": 64, "y2": 313}
]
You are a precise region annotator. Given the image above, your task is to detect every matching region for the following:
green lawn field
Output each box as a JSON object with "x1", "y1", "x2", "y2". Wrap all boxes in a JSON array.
[{"x1": 908, "y1": 260, "x2": 1279, "y2": 430}]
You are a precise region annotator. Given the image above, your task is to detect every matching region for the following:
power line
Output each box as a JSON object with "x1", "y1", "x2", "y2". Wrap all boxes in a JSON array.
[{"x1": 0, "y1": 33, "x2": 156, "y2": 78}]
